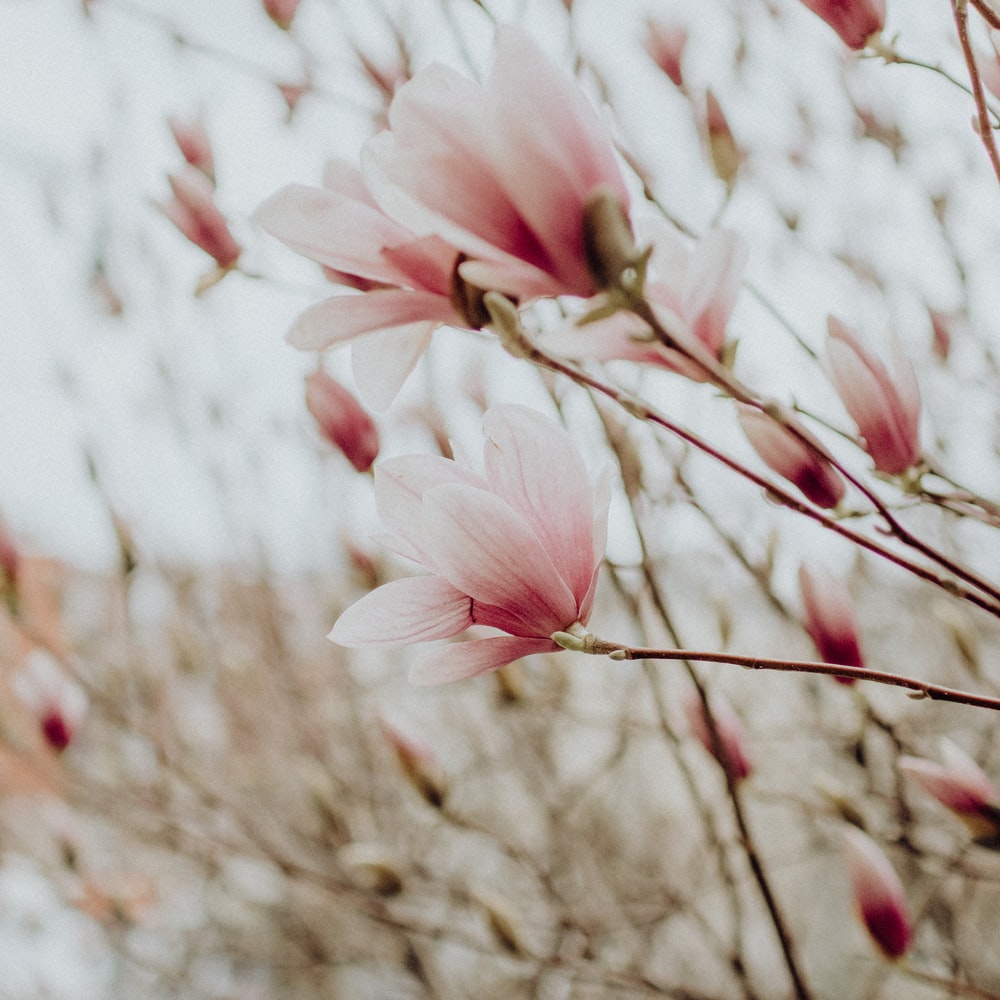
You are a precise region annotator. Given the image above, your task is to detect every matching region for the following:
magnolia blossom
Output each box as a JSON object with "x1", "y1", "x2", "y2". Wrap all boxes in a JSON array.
[
  {"x1": 797, "y1": 0, "x2": 885, "y2": 49},
  {"x1": 330, "y1": 405, "x2": 609, "y2": 685},
  {"x1": 841, "y1": 827, "x2": 912, "y2": 960},
  {"x1": 798, "y1": 564, "x2": 865, "y2": 680},
  {"x1": 738, "y1": 405, "x2": 845, "y2": 509},
  {"x1": 900, "y1": 739, "x2": 1000, "y2": 845},
  {"x1": 157, "y1": 166, "x2": 241, "y2": 269},
  {"x1": 827, "y1": 316, "x2": 921, "y2": 475},
  {"x1": 254, "y1": 160, "x2": 467, "y2": 409},
  {"x1": 305, "y1": 370, "x2": 380, "y2": 472},
  {"x1": 362, "y1": 27, "x2": 631, "y2": 301},
  {"x1": 547, "y1": 223, "x2": 746, "y2": 381}
]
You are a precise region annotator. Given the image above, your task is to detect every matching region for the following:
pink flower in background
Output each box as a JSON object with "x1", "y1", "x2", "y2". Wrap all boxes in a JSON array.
[
  {"x1": 14, "y1": 650, "x2": 88, "y2": 753},
  {"x1": 157, "y1": 166, "x2": 241, "y2": 269},
  {"x1": 362, "y1": 27, "x2": 631, "y2": 301},
  {"x1": 798, "y1": 564, "x2": 865, "y2": 681},
  {"x1": 841, "y1": 827, "x2": 912, "y2": 959},
  {"x1": 684, "y1": 691, "x2": 752, "y2": 782},
  {"x1": 644, "y1": 19, "x2": 687, "y2": 88},
  {"x1": 548, "y1": 224, "x2": 746, "y2": 381},
  {"x1": 330, "y1": 405, "x2": 609, "y2": 685},
  {"x1": 900, "y1": 739, "x2": 1000, "y2": 845},
  {"x1": 827, "y1": 317, "x2": 921, "y2": 475},
  {"x1": 797, "y1": 0, "x2": 885, "y2": 49},
  {"x1": 253, "y1": 160, "x2": 467, "y2": 409},
  {"x1": 262, "y1": 0, "x2": 300, "y2": 30},
  {"x1": 168, "y1": 116, "x2": 215, "y2": 184},
  {"x1": 738, "y1": 405, "x2": 845, "y2": 509},
  {"x1": 305, "y1": 370, "x2": 380, "y2": 473}
]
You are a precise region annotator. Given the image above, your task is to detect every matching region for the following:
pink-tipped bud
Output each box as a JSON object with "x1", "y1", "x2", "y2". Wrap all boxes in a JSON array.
[
  {"x1": 168, "y1": 117, "x2": 215, "y2": 184},
  {"x1": 0, "y1": 520, "x2": 21, "y2": 588},
  {"x1": 262, "y1": 0, "x2": 300, "y2": 30},
  {"x1": 644, "y1": 19, "x2": 687, "y2": 88},
  {"x1": 13, "y1": 651, "x2": 87, "y2": 754},
  {"x1": 841, "y1": 827, "x2": 912, "y2": 959},
  {"x1": 704, "y1": 90, "x2": 740, "y2": 189},
  {"x1": 927, "y1": 308, "x2": 953, "y2": 362},
  {"x1": 684, "y1": 690, "x2": 752, "y2": 782},
  {"x1": 378, "y1": 718, "x2": 446, "y2": 809},
  {"x1": 738, "y1": 405, "x2": 845, "y2": 509},
  {"x1": 305, "y1": 371, "x2": 379, "y2": 473},
  {"x1": 158, "y1": 167, "x2": 241, "y2": 269},
  {"x1": 798, "y1": 565, "x2": 864, "y2": 683},
  {"x1": 826, "y1": 317, "x2": 921, "y2": 475},
  {"x1": 797, "y1": 0, "x2": 885, "y2": 49},
  {"x1": 900, "y1": 740, "x2": 1000, "y2": 846}
]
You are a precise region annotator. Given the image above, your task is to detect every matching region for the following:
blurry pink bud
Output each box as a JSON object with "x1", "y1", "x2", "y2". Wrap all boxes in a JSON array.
[
  {"x1": 738, "y1": 405, "x2": 845, "y2": 509},
  {"x1": 704, "y1": 90, "x2": 741, "y2": 189},
  {"x1": 978, "y1": 32, "x2": 1000, "y2": 102},
  {"x1": 684, "y1": 691, "x2": 752, "y2": 782},
  {"x1": 841, "y1": 828, "x2": 912, "y2": 959},
  {"x1": 827, "y1": 317, "x2": 921, "y2": 475},
  {"x1": 262, "y1": 0, "x2": 300, "y2": 30},
  {"x1": 797, "y1": 0, "x2": 885, "y2": 49},
  {"x1": 900, "y1": 739, "x2": 1000, "y2": 845},
  {"x1": 14, "y1": 651, "x2": 87, "y2": 753},
  {"x1": 928, "y1": 308, "x2": 953, "y2": 362},
  {"x1": 798, "y1": 565, "x2": 864, "y2": 682},
  {"x1": 0, "y1": 520, "x2": 21, "y2": 587},
  {"x1": 305, "y1": 370, "x2": 380, "y2": 472},
  {"x1": 277, "y1": 81, "x2": 309, "y2": 118},
  {"x1": 379, "y1": 718, "x2": 446, "y2": 808},
  {"x1": 168, "y1": 117, "x2": 215, "y2": 184},
  {"x1": 644, "y1": 19, "x2": 687, "y2": 88},
  {"x1": 158, "y1": 167, "x2": 241, "y2": 269}
]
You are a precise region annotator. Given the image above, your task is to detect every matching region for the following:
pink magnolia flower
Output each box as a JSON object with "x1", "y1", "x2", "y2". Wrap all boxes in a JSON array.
[
  {"x1": 644, "y1": 19, "x2": 687, "y2": 88},
  {"x1": 737, "y1": 405, "x2": 845, "y2": 509},
  {"x1": 900, "y1": 739, "x2": 1000, "y2": 845},
  {"x1": 684, "y1": 690, "x2": 752, "y2": 782},
  {"x1": 305, "y1": 370, "x2": 380, "y2": 472},
  {"x1": 826, "y1": 317, "x2": 921, "y2": 475},
  {"x1": 253, "y1": 160, "x2": 468, "y2": 409},
  {"x1": 168, "y1": 116, "x2": 215, "y2": 184},
  {"x1": 330, "y1": 405, "x2": 610, "y2": 685},
  {"x1": 797, "y1": 0, "x2": 885, "y2": 49},
  {"x1": 546, "y1": 223, "x2": 746, "y2": 381},
  {"x1": 798, "y1": 564, "x2": 864, "y2": 680},
  {"x1": 841, "y1": 827, "x2": 912, "y2": 959},
  {"x1": 362, "y1": 27, "x2": 631, "y2": 302},
  {"x1": 157, "y1": 166, "x2": 241, "y2": 269}
]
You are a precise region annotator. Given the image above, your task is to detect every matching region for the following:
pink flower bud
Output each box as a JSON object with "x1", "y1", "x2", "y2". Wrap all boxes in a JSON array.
[
  {"x1": 738, "y1": 405, "x2": 845, "y2": 509},
  {"x1": 305, "y1": 371, "x2": 379, "y2": 473},
  {"x1": 927, "y1": 308, "x2": 953, "y2": 362},
  {"x1": 798, "y1": 565, "x2": 864, "y2": 682},
  {"x1": 900, "y1": 739, "x2": 1000, "y2": 845},
  {"x1": 262, "y1": 0, "x2": 300, "y2": 30},
  {"x1": 378, "y1": 718, "x2": 446, "y2": 808},
  {"x1": 684, "y1": 690, "x2": 752, "y2": 782},
  {"x1": 13, "y1": 651, "x2": 87, "y2": 754},
  {"x1": 0, "y1": 520, "x2": 21, "y2": 587},
  {"x1": 157, "y1": 167, "x2": 241, "y2": 269},
  {"x1": 644, "y1": 19, "x2": 687, "y2": 88},
  {"x1": 168, "y1": 117, "x2": 215, "y2": 184},
  {"x1": 797, "y1": 0, "x2": 885, "y2": 49},
  {"x1": 826, "y1": 316, "x2": 921, "y2": 475},
  {"x1": 841, "y1": 827, "x2": 912, "y2": 959}
]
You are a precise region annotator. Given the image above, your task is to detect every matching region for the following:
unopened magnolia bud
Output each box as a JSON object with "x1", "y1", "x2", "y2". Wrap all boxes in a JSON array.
[
  {"x1": 644, "y1": 19, "x2": 687, "y2": 88},
  {"x1": 477, "y1": 891, "x2": 529, "y2": 956},
  {"x1": 379, "y1": 719, "x2": 447, "y2": 809},
  {"x1": 798, "y1": 564, "x2": 864, "y2": 683},
  {"x1": 684, "y1": 690, "x2": 752, "y2": 783},
  {"x1": 583, "y1": 185, "x2": 640, "y2": 291},
  {"x1": 338, "y1": 843, "x2": 404, "y2": 896},
  {"x1": 168, "y1": 116, "x2": 215, "y2": 184},
  {"x1": 305, "y1": 370, "x2": 379, "y2": 473},
  {"x1": 797, "y1": 0, "x2": 885, "y2": 50},
  {"x1": 704, "y1": 91, "x2": 740, "y2": 190},
  {"x1": 262, "y1": 0, "x2": 300, "y2": 30}
]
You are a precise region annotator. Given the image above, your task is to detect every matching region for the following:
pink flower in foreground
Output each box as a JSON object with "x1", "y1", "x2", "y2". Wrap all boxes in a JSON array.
[
  {"x1": 157, "y1": 166, "x2": 241, "y2": 269},
  {"x1": 644, "y1": 19, "x2": 687, "y2": 88},
  {"x1": 305, "y1": 370, "x2": 379, "y2": 472},
  {"x1": 827, "y1": 317, "x2": 921, "y2": 475},
  {"x1": 362, "y1": 27, "x2": 631, "y2": 301},
  {"x1": 900, "y1": 739, "x2": 1000, "y2": 846},
  {"x1": 841, "y1": 827, "x2": 912, "y2": 959},
  {"x1": 168, "y1": 116, "x2": 215, "y2": 184},
  {"x1": 547, "y1": 223, "x2": 746, "y2": 381},
  {"x1": 738, "y1": 405, "x2": 845, "y2": 509},
  {"x1": 330, "y1": 405, "x2": 609, "y2": 685},
  {"x1": 684, "y1": 690, "x2": 752, "y2": 782},
  {"x1": 253, "y1": 160, "x2": 467, "y2": 409},
  {"x1": 797, "y1": 0, "x2": 885, "y2": 49},
  {"x1": 798, "y1": 564, "x2": 864, "y2": 682}
]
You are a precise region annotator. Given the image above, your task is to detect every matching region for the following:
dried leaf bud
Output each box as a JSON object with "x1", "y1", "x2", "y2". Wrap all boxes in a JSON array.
[
  {"x1": 704, "y1": 91, "x2": 740, "y2": 189},
  {"x1": 379, "y1": 718, "x2": 447, "y2": 809},
  {"x1": 338, "y1": 843, "x2": 404, "y2": 896}
]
